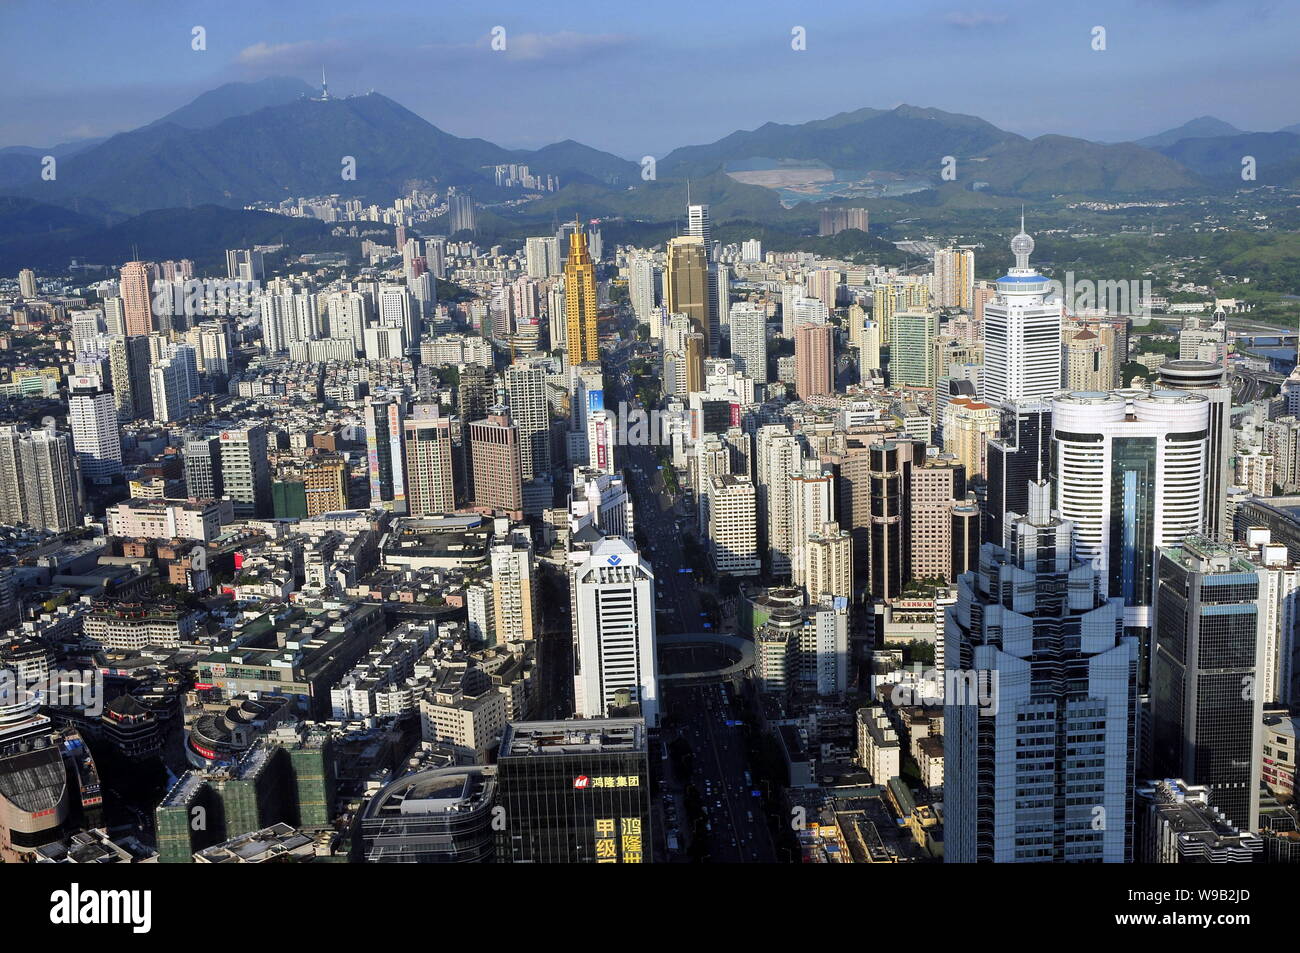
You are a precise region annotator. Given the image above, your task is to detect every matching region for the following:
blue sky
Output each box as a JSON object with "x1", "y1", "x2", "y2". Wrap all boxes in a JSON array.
[{"x1": 2, "y1": 0, "x2": 1297, "y2": 156}]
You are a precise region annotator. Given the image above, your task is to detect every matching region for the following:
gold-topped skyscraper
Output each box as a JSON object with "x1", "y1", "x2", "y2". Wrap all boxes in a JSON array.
[{"x1": 563, "y1": 222, "x2": 600, "y2": 364}]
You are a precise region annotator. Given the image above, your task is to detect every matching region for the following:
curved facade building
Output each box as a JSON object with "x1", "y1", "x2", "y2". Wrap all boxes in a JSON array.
[
  {"x1": 359, "y1": 765, "x2": 497, "y2": 863},
  {"x1": 1052, "y1": 390, "x2": 1209, "y2": 633}
]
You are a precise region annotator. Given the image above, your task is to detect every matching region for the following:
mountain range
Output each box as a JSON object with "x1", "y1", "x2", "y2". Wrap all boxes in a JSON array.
[{"x1": 3, "y1": 80, "x2": 1300, "y2": 267}]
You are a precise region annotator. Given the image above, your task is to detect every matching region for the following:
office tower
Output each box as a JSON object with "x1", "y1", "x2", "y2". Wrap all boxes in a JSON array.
[
  {"x1": 0, "y1": 427, "x2": 83, "y2": 532},
  {"x1": 184, "y1": 436, "x2": 223, "y2": 500},
  {"x1": 448, "y1": 192, "x2": 477, "y2": 233},
  {"x1": 687, "y1": 203, "x2": 713, "y2": 257},
  {"x1": 665, "y1": 236, "x2": 713, "y2": 355},
  {"x1": 909, "y1": 457, "x2": 967, "y2": 582},
  {"x1": 490, "y1": 529, "x2": 537, "y2": 643},
  {"x1": 149, "y1": 344, "x2": 199, "y2": 423},
  {"x1": 572, "y1": 537, "x2": 659, "y2": 724},
  {"x1": 219, "y1": 427, "x2": 272, "y2": 519},
  {"x1": 505, "y1": 362, "x2": 550, "y2": 481},
  {"x1": 952, "y1": 502, "x2": 980, "y2": 580},
  {"x1": 981, "y1": 222, "x2": 1061, "y2": 405},
  {"x1": 1134, "y1": 779, "x2": 1263, "y2": 863},
  {"x1": 1053, "y1": 390, "x2": 1209, "y2": 633},
  {"x1": 119, "y1": 261, "x2": 153, "y2": 337},
  {"x1": 365, "y1": 397, "x2": 407, "y2": 514},
  {"x1": 946, "y1": 481, "x2": 1136, "y2": 863},
  {"x1": 729, "y1": 302, "x2": 768, "y2": 384},
  {"x1": 867, "y1": 440, "x2": 925, "y2": 602},
  {"x1": 707, "y1": 474, "x2": 759, "y2": 576},
  {"x1": 794, "y1": 322, "x2": 834, "y2": 399},
  {"x1": 1152, "y1": 536, "x2": 1266, "y2": 832},
  {"x1": 403, "y1": 403, "x2": 458, "y2": 515},
  {"x1": 984, "y1": 399, "x2": 1052, "y2": 547},
  {"x1": 684, "y1": 332, "x2": 705, "y2": 394},
  {"x1": 562, "y1": 225, "x2": 600, "y2": 365},
  {"x1": 804, "y1": 522, "x2": 852, "y2": 603},
  {"x1": 469, "y1": 410, "x2": 524, "y2": 520},
  {"x1": 933, "y1": 247, "x2": 975, "y2": 310},
  {"x1": 67, "y1": 373, "x2": 122, "y2": 485},
  {"x1": 1064, "y1": 328, "x2": 1111, "y2": 391},
  {"x1": 888, "y1": 310, "x2": 939, "y2": 388},
  {"x1": 1158, "y1": 360, "x2": 1233, "y2": 541},
  {"x1": 495, "y1": 719, "x2": 651, "y2": 863},
  {"x1": 226, "y1": 249, "x2": 265, "y2": 282}
]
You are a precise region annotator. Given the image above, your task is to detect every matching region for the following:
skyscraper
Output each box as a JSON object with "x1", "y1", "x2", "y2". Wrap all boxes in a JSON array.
[
  {"x1": 563, "y1": 225, "x2": 600, "y2": 365},
  {"x1": 67, "y1": 374, "x2": 122, "y2": 485},
  {"x1": 1052, "y1": 390, "x2": 1209, "y2": 635},
  {"x1": 495, "y1": 719, "x2": 651, "y2": 863},
  {"x1": 0, "y1": 426, "x2": 83, "y2": 532},
  {"x1": 728, "y1": 302, "x2": 768, "y2": 384},
  {"x1": 794, "y1": 322, "x2": 834, "y2": 400},
  {"x1": 365, "y1": 397, "x2": 407, "y2": 513},
  {"x1": 664, "y1": 236, "x2": 712, "y2": 355},
  {"x1": 981, "y1": 221, "x2": 1062, "y2": 405},
  {"x1": 983, "y1": 399, "x2": 1052, "y2": 547},
  {"x1": 119, "y1": 261, "x2": 153, "y2": 337},
  {"x1": 219, "y1": 427, "x2": 272, "y2": 519},
  {"x1": 490, "y1": 529, "x2": 537, "y2": 644},
  {"x1": 572, "y1": 536, "x2": 659, "y2": 724},
  {"x1": 888, "y1": 310, "x2": 939, "y2": 388},
  {"x1": 1152, "y1": 535, "x2": 1266, "y2": 832},
  {"x1": 403, "y1": 403, "x2": 458, "y2": 515},
  {"x1": 469, "y1": 409, "x2": 523, "y2": 520},
  {"x1": 933, "y1": 247, "x2": 975, "y2": 310},
  {"x1": 504, "y1": 362, "x2": 551, "y2": 481},
  {"x1": 1158, "y1": 360, "x2": 1233, "y2": 542},
  {"x1": 946, "y1": 482, "x2": 1136, "y2": 862}
]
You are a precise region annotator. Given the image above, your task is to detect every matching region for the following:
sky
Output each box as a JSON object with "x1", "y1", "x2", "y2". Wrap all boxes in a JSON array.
[{"x1": 1, "y1": 0, "x2": 1298, "y2": 157}]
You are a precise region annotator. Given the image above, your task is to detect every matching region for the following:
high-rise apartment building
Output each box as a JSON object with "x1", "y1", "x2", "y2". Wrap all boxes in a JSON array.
[
  {"x1": 0, "y1": 426, "x2": 84, "y2": 532},
  {"x1": 119, "y1": 261, "x2": 154, "y2": 337},
  {"x1": 219, "y1": 427, "x2": 272, "y2": 519},
  {"x1": 504, "y1": 362, "x2": 550, "y2": 481},
  {"x1": 491, "y1": 529, "x2": 538, "y2": 644},
  {"x1": 729, "y1": 302, "x2": 768, "y2": 384},
  {"x1": 794, "y1": 322, "x2": 834, "y2": 399},
  {"x1": 933, "y1": 246, "x2": 975, "y2": 310}
]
